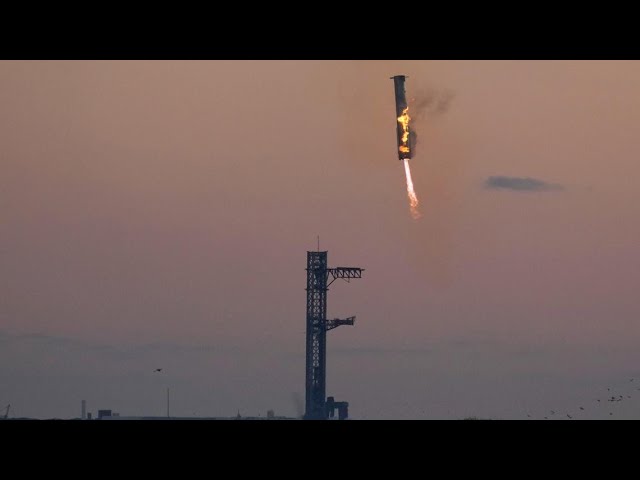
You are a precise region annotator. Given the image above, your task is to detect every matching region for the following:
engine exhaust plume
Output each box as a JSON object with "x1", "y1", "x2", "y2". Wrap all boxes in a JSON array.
[{"x1": 403, "y1": 159, "x2": 420, "y2": 219}]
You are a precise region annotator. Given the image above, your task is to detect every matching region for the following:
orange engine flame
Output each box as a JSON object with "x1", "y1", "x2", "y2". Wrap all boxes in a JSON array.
[
  {"x1": 403, "y1": 159, "x2": 421, "y2": 219},
  {"x1": 397, "y1": 106, "x2": 420, "y2": 219},
  {"x1": 398, "y1": 107, "x2": 411, "y2": 148}
]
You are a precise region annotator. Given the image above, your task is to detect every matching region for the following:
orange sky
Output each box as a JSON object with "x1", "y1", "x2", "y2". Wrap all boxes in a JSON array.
[{"x1": 2, "y1": 61, "x2": 640, "y2": 419}]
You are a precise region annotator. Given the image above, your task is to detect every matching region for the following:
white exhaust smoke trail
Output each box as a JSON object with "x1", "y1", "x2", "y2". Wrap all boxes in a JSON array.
[{"x1": 403, "y1": 159, "x2": 420, "y2": 219}]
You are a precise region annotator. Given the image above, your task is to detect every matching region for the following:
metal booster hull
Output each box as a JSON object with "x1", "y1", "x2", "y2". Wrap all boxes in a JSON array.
[{"x1": 391, "y1": 75, "x2": 412, "y2": 161}]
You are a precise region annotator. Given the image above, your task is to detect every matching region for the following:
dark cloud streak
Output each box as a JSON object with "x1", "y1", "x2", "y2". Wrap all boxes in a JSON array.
[{"x1": 484, "y1": 176, "x2": 564, "y2": 192}]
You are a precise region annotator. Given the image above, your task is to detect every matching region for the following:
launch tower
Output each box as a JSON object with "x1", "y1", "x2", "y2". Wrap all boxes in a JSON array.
[{"x1": 304, "y1": 250, "x2": 364, "y2": 420}]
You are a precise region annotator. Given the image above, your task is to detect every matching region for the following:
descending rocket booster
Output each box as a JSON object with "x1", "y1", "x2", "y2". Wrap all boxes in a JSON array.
[
  {"x1": 391, "y1": 75, "x2": 412, "y2": 161},
  {"x1": 391, "y1": 75, "x2": 420, "y2": 219}
]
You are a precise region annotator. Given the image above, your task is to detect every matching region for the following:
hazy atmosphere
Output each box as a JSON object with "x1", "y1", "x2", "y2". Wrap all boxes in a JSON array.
[{"x1": 2, "y1": 60, "x2": 640, "y2": 419}]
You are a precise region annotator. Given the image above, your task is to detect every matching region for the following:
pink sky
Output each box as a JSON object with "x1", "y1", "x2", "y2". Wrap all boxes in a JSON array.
[{"x1": 2, "y1": 61, "x2": 640, "y2": 419}]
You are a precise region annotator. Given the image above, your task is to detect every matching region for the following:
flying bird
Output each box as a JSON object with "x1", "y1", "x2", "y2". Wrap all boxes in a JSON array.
[
  {"x1": 579, "y1": 407, "x2": 584, "y2": 410},
  {"x1": 154, "y1": 368, "x2": 163, "y2": 372},
  {"x1": 567, "y1": 414, "x2": 572, "y2": 419}
]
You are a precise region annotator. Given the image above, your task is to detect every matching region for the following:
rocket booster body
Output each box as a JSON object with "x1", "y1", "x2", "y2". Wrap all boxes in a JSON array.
[{"x1": 391, "y1": 75, "x2": 412, "y2": 161}]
